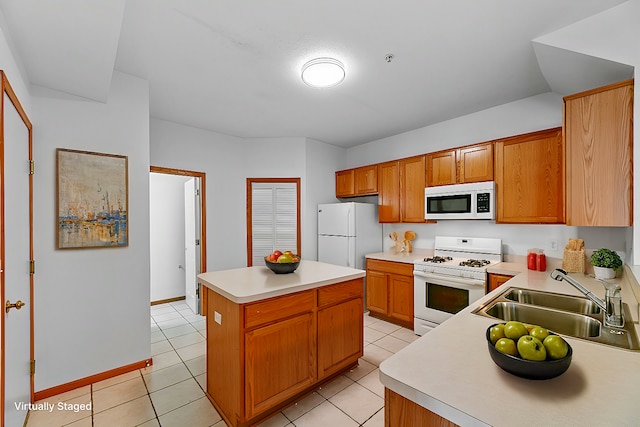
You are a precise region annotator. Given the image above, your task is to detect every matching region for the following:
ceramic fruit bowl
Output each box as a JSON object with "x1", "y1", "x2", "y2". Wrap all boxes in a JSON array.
[
  {"x1": 486, "y1": 323, "x2": 572, "y2": 380},
  {"x1": 264, "y1": 257, "x2": 300, "y2": 274}
]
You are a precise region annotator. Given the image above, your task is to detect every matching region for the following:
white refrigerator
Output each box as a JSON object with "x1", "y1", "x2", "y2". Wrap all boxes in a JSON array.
[{"x1": 317, "y1": 202, "x2": 382, "y2": 269}]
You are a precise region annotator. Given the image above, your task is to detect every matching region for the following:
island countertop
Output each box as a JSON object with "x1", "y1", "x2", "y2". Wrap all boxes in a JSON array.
[
  {"x1": 379, "y1": 267, "x2": 640, "y2": 426},
  {"x1": 198, "y1": 260, "x2": 365, "y2": 304}
]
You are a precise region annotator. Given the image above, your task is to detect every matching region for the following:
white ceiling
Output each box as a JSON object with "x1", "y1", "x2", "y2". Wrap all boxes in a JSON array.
[{"x1": 0, "y1": 0, "x2": 632, "y2": 147}]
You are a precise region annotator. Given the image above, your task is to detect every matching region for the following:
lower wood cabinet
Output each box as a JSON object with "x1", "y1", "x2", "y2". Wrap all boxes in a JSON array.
[
  {"x1": 386, "y1": 388, "x2": 459, "y2": 427},
  {"x1": 366, "y1": 259, "x2": 414, "y2": 328},
  {"x1": 487, "y1": 273, "x2": 514, "y2": 293},
  {"x1": 206, "y1": 278, "x2": 364, "y2": 427}
]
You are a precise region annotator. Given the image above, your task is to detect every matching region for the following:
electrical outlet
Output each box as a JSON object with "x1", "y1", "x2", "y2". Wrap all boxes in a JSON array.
[
  {"x1": 550, "y1": 240, "x2": 558, "y2": 251},
  {"x1": 214, "y1": 311, "x2": 222, "y2": 325}
]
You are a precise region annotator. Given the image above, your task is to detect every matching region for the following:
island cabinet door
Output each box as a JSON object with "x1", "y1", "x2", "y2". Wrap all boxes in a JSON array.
[
  {"x1": 318, "y1": 296, "x2": 363, "y2": 379},
  {"x1": 244, "y1": 312, "x2": 317, "y2": 420}
]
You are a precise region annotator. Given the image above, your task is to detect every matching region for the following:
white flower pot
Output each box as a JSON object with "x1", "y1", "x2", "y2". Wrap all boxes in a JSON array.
[{"x1": 593, "y1": 266, "x2": 616, "y2": 280}]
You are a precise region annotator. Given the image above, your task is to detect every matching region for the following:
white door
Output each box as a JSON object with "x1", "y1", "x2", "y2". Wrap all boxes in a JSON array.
[
  {"x1": 3, "y1": 90, "x2": 32, "y2": 426},
  {"x1": 318, "y1": 235, "x2": 354, "y2": 268},
  {"x1": 184, "y1": 178, "x2": 200, "y2": 314}
]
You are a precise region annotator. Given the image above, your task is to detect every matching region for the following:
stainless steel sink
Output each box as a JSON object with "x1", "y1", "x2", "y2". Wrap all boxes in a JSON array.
[
  {"x1": 473, "y1": 287, "x2": 640, "y2": 350},
  {"x1": 502, "y1": 288, "x2": 601, "y2": 315}
]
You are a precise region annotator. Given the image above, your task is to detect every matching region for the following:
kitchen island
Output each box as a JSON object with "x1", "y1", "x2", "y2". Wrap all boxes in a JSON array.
[
  {"x1": 198, "y1": 260, "x2": 365, "y2": 427},
  {"x1": 380, "y1": 266, "x2": 640, "y2": 426}
]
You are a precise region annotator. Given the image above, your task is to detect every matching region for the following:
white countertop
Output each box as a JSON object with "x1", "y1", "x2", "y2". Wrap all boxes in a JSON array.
[
  {"x1": 198, "y1": 260, "x2": 365, "y2": 304},
  {"x1": 366, "y1": 249, "x2": 433, "y2": 264},
  {"x1": 380, "y1": 267, "x2": 640, "y2": 426}
]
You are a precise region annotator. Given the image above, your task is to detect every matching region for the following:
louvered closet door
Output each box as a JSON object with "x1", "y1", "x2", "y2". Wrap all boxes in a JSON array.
[{"x1": 251, "y1": 182, "x2": 298, "y2": 266}]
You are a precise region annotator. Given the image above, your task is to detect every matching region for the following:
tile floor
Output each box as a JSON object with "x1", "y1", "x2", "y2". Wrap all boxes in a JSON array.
[{"x1": 26, "y1": 300, "x2": 418, "y2": 427}]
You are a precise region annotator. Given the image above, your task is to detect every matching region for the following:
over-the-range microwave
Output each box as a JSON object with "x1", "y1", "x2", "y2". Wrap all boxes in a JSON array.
[{"x1": 425, "y1": 181, "x2": 495, "y2": 220}]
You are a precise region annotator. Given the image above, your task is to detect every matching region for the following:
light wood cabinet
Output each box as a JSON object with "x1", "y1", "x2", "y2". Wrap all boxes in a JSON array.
[
  {"x1": 336, "y1": 165, "x2": 378, "y2": 197},
  {"x1": 487, "y1": 273, "x2": 514, "y2": 293},
  {"x1": 336, "y1": 169, "x2": 355, "y2": 197},
  {"x1": 386, "y1": 388, "x2": 459, "y2": 427},
  {"x1": 378, "y1": 161, "x2": 401, "y2": 222},
  {"x1": 494, "y1": 128, "x2": 564, "y2": 224},
  {"x1": 564, "y1": 79, "x2": 633, "y2": 226},
  {"x1": 399, "y1": 155, "x2": 426, "y2": 223},
  {"x1": 366, "y1": 259, "x2": 414, "y2": 328},
  {"x1": 206, "y1": 278, "x2": 364, "y2": 426},
  {"x1": 426, "y1": 142, "x2": 493, "y2": 187}
]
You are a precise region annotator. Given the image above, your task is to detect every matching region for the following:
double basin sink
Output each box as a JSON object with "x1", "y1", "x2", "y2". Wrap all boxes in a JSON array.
[{"x1": 472, "y1": 287, "x2": 640, "y2": 350}]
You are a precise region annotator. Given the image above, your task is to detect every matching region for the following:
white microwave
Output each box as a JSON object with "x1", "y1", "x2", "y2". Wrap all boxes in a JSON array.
[{"x1": 425, "y1": 181, "x2": 495, "y2": 220}]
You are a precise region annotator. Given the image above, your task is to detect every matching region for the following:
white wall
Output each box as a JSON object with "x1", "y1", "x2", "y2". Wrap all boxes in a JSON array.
[
  {"x1": 0, "y1": 8, "x2": 31, "y2": 115},
  {"x1": 150, "y1": 172, "x2": 190, "y2": 301},
  {"x1": 32, "y1": 71, "x2": 151, "y2": 391}
]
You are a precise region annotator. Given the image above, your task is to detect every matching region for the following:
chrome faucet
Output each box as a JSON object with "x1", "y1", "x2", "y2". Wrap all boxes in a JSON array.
[{"x1": 550, "y1": 268, "x2": 624, "y2": 328}]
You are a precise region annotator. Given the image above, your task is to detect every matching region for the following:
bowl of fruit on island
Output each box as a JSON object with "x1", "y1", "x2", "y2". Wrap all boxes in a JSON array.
[
  {"x1": 486, "y1": 321, "x2": 572, "y2": 380},
  {"x1": 264, "y1": 250, "x2": 300, "y2": 274}
]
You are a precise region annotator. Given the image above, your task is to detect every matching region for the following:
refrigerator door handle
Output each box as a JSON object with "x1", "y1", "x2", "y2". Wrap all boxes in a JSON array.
[{"x1": 347, "y1": 236, "x2": 353, "y2": 267}]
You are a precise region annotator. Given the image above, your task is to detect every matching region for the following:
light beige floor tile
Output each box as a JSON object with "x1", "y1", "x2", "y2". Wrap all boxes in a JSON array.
[
  {"x1": 150, "y1": 305, "x2": 176, "y2": 315},
  {"x1": 26, "y1": 394, "x2": 92, "y2": 427},
  {"x1": 93, "y1": 370, "x2": 141, "y2": 391},
  {"x1": 292, "y1": 401, "x2": 358, "y2": 427},
  {"x1": 162, "y1": 323, "x2": 196, "y2": 338},
  {"x1": 345, "y1": 359, "x2": 377, "y2": 382},
  {"x1": 212, "y1": 421, "x2": 228, "y2": 427},
  {"x1": 364, "y1": 326, "x2": 386, "y2": 343},
  {"x1": 316, "y1": 374, "x2": 354, "y2": 399},
  {"x1": 150, "y1": 377, "x2": 205, "y2": 416},
  {"x1": 39, "y1": 385, "x2": 90, "y2": 403},
  {"x1": 137, "y1": 418, "x2": 161, "y2": 427},
  {"x1": 143, "y1": 362, "x2": 192, "y2": 393},
  {"x1": 158, "y1": 396, "x2": 221, "y2": 427},
  {"x1": 150, "y1": 330, "x2": 166, "y2": 343},
  {"x1": 373, "y1": 335, "x2": 410, "y2": 353},
  {"x1": 170, "y1": 301, "x2": 190, "y2": 310},
  {"x1": 93, "y1": 395, "x2": 156, "y2": 427},
  {"x1": 195, "y1": 373, "x2": 207, "y2": 391},
  {"x1": 256, "y1": 411, "x2": 290, "y2": 427},
  {"x1": 169, "y1": 331, "x2": 205, "y2": 349},
  {"x1": 362, "y1": 344, "x2": 394, "y2": 367},
  {"x1": 390, "y1": 327, "x2": 419, "y2": 343},
  {"x1": 93, "y1": 376, "x2": 148, "y2": 414},
  {"x1": 367, "y1": 320, "x2": 401, "y2": 334},
  {"x1": 182, "y1": 313, "x2": 206, "y2": 323},
  {"x1": 152, "y1": 311, "x2": 183, "y2": 322},
  {"x1": 176, "y1": 341, "x2": 206, "y2": 361},
  {"x1": 185, "y1": 355, "x2": 206, "y2": 376},
  {"x1": 151, "y1": 339, "x2": 174, "y2": 356},
  {"x1": 281, "y1": 392, "x2": 325, "y2": 421},
  {"x1": 329, "y1": 382, "x2": 384, "y2": 424},
  {"x1": 192, "y1": 319, "x2": 206, "y2": 331},
  {"x1": 65, "y1": 416, "x2": 93, "y2": 427},
  {"x1": 363, "y1": 314, "x2": 380, "y2": 326},
  {"x1": 144, "y1": 350, "x2": 182, "y2": 372},
  {"x1": 362, "y1": 407, "x2": 385, "y2": 427},
  {"x1": 156, "y1": 317, "x2": 190, "y2": 331},
  {"x1": 357, "y1": 369, "x2": 384, "y2": 397}
]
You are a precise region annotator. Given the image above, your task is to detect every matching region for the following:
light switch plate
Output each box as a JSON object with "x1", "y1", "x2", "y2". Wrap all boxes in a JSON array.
[{"x1": 214, "y1": 311, "x2": 222, "y2": 325}]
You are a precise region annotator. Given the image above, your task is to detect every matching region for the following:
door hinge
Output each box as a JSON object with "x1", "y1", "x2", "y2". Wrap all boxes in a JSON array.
[
  {"x1": 30, "y1": 360, "x2": 36, "y2": 376},
  {"x1": 195, "y1": 239, "x2": 200, "y2": 246},
  {"x1": 29, "y1": 260, "x2": 35, "y2": 275},
  {"x1": 29, "y1": 160, "x2": 35, "y2": 175},
  {"x1": 195, "y1": 189, "x2": 200, "y2": 196}
]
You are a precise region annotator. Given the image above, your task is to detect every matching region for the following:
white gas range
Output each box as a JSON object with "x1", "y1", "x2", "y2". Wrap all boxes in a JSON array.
[{"x1": 413, "y1": 236, "x2": 502, "y2": 335}]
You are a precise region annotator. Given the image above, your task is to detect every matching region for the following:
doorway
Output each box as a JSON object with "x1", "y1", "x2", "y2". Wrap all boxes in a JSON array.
[{"x1": 149, "y1": 166, "x2": 206, "y2": 314}]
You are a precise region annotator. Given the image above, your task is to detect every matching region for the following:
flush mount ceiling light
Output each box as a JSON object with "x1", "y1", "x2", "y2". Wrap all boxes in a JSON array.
[{"x1": 301, "y1": 58, "x2": 345, "y2": 88}]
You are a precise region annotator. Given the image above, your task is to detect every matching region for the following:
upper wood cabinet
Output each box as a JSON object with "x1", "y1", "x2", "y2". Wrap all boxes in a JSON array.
[
  {"x1": 336, "y1": 164, "x2": 378, "y2": 197},
  {"x1": 564, "y1": 79, "x2": 633, "y2": 226},
  {"x1": 399, "y1": 155, "x2": 426, "y2": 222},
  {"x1": 494, "y1": 128, "x2": 564, "y2": 224},
  {"x1": 335, "y1": 169, "x2": 355, "y2": 197},
  {"x1": 426, "y1": 142, "x2": 493, "y2": 187},
  {"x1": 377, "y1": 161, "x2": 401, "y2": 222}
]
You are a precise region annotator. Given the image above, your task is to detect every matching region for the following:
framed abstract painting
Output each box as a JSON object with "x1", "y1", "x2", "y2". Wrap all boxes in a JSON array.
[{"x1": 57, "y1": 148, "x2": 128, "y2": 249}]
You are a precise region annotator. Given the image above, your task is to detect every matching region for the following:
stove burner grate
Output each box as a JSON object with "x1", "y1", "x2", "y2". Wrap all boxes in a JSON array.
[
  {"x1": 423, "y1": 256, "x2": 453, "y2": 263},
  {"x1": 459, "y1": 259, "x2": 491, "y2": 268}
]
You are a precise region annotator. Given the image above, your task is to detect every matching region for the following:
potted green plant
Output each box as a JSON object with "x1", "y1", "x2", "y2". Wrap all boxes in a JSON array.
[{"x1": 590, "y1": 248, "x2": 622, "y2": 279}]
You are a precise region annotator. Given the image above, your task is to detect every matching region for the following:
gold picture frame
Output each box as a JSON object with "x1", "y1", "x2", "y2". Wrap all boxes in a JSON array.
[{"x1": 57, "y1": 148, "x2": 128, "y2": 249}]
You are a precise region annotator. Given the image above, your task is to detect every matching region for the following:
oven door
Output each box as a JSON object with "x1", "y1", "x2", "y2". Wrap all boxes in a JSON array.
[{"x1": 413, "y1": 271, "x2": 485, "y2": 326}]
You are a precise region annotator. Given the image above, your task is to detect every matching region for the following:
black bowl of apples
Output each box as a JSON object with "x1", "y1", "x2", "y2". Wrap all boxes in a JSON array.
[
  {"x1": 486, "y1": 322, "x2": 572, "y2": 380},
  {"x1": 264, "y1": 250, "x2": 300, "y2": 274}
]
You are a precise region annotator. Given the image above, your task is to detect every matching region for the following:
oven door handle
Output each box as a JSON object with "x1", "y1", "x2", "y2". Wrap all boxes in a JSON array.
[{"x1": 413, "y1": 270, "x2": 485, "y2": 287}]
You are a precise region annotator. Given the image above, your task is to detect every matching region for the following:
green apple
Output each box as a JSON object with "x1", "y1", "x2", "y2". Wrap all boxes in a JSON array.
[
  {"x1": 517, "y1": 335, "x2": 547, "y2": 361},
  {"x1": 529, "y1": 326, "x2": 550, "y2": 342},
  {"x1": 495, "y1": 338, "x2": 517, "y2": 356},
  {"x1": 489, "y1": 324, "x2": 506, "y2": 344},
  {"x1": 504, "y1": 321, "x2": 528, "y2": 340},
  {"x1": 543, "y1": 335, "x2": 569, "y2": 359}
]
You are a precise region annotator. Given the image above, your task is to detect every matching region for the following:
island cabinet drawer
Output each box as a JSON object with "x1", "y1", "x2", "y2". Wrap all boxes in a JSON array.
[
  {"x1": 244, "y1": 290, "x2": 315, "y2": 330},
  {"x1": 317, "y1": 278, "x2": 364, "y2": 308},
  {"x1": 366, "y1": 259, "x2": 414, "y2": 276}
]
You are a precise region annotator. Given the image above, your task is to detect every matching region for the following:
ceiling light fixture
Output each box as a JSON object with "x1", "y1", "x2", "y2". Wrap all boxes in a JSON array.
[{"x1": 301, "y1": 57, "x2": 345, "y2": 88}]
